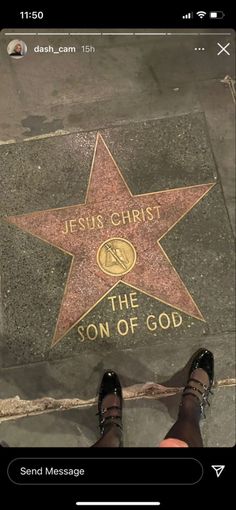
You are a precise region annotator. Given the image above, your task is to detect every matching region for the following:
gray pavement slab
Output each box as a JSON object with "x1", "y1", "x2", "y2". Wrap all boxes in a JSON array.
[
  {"x1": 1, "y1": 31, "x2": 234, "y2": 143},
  {"x1": 0, "y1": 333, "x2": 234, "y2": 446},
  {"x1": 196, "y1": 79, "x2": 235, "y2": 233}
]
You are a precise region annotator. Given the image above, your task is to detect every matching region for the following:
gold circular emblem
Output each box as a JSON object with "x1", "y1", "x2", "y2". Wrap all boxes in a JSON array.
[{"x1": 97, "y1": 238, "x2": 136, "y2": 276}]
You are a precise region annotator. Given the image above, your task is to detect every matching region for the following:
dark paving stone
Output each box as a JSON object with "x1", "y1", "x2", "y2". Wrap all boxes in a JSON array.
[
  {"x1": 0, "y1": 131, "x2": 96, "y2": 215},
  {"x1": 0, "y1": 114, "x2": 234, "y2": 366},
  {"x1": 160, "y1": 185, "x2": 235, "y2": 336},
  {"x1": 101, "y1": 114, "x2": 218, "y2": 193}
]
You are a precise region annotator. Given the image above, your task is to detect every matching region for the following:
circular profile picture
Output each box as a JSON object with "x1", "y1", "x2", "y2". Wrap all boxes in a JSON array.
[{"x1": 7, "y1": 39, "x2": 27, "y2": 59}]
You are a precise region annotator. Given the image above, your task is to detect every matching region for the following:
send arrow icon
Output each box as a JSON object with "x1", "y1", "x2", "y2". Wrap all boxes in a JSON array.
[{"x1": 211, "y1": 465, "x2": 225, "y2": 478}]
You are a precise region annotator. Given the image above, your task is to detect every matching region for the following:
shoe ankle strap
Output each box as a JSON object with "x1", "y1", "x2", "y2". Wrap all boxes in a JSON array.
[
  {"x1": 188, "y1": 377, "x2": 210, "y2": 391},
  {"x1": 184, "y1": 384, "x2": 204, "y2": 396},
  {"x1": 100, "y1": 415, "x2": 123, "y2": 433},
  {"x1": 98, "y1": 405, "x2": 122, "y2": 416},
  {"x1": 182, "y1": 378, "x2": 213, "y2": 418}
]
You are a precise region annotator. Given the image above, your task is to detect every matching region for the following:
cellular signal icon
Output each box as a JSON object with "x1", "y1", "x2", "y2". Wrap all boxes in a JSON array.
[{"x1": 182, "y1": 12, "x2": 193, "y2": 19}]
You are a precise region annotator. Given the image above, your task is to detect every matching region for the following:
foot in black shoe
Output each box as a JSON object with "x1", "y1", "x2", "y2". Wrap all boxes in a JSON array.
[
  {"x1": 190, "y1": 348, "x2": 214, "y2": 385},
  {"x1": 181, "y1": 349, "x2": 214, "y2": 417},
  {"x1": 98, "y1": 370, "x2": 123, "y2": 439}
]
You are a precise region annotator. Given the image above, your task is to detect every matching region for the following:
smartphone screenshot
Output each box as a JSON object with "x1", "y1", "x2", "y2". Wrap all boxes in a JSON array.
[{"x1": 0, "y1": 7, "x2": 235, "y2": 508}]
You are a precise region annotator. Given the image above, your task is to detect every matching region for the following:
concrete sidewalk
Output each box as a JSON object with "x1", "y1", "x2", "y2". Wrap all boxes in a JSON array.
[{"x1": 0, "y1": 29, "x2": 235, "y2": 447}]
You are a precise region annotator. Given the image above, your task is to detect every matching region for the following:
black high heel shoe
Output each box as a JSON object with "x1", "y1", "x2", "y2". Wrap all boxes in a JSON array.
[
  {"x1": 182, "y1": 348, "x2": 214, "y2": 417},
  {"x1": 97, "y1": 370, "x2": 123, "y2": 438}
]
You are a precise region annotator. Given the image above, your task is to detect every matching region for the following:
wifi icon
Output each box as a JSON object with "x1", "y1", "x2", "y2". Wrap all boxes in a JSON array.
[{"x1": 197, "y1": 10, "x2": 207, "y2": 18}]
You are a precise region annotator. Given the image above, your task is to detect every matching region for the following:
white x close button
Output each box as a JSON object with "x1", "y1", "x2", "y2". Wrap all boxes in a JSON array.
[{"x1": 217, "y1": 42, "x2": 230, "y2": 55}]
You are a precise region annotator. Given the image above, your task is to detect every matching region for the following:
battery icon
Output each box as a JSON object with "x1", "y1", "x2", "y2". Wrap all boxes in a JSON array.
[{"x1": 209, "y1": 11, "x2": 225, "y2": 19}]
